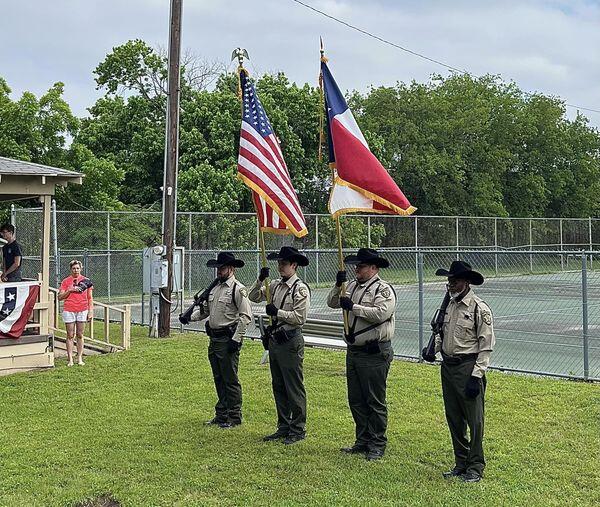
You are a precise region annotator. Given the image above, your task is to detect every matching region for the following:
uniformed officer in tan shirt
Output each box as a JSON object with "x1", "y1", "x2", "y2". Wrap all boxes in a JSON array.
[
  {"x1": 249, "y1": 246, "x2": 310, "y2": 445},
  {"x1": 327, "y1": 248, "x2": 396, "y2": 461},
  {"x1": 191, "y1": 252, "x2": 252, "y2": 429},
  {"x1": 428, "y1": 260, "x2": 495, "y2": 483}
]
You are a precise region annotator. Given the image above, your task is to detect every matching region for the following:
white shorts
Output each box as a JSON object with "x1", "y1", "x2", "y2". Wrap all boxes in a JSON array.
[{"x1": 63, "y1": 310, "x2": 88, "y2": 323}]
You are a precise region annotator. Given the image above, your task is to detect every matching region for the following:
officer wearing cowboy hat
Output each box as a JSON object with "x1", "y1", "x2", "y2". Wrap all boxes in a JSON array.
[
  {"x1": 327, "y1": 248, "x2": 396, "y2": 461},
  {"x1": 422, "y1": 260, "x2": 495, "y2": 483},
  {"x1": 191, "y1": 252, "x2": 253, "y2": 429},
  {"x1": 248, "y1": 246, "x2": 310, "y2": 445}
]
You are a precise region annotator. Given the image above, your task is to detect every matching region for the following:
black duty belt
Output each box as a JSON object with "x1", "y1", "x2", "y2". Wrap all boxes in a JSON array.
[
  {"x1": 205, "y1": 322, "x2": 237, "y2": 339},
  {"x1": 441, "y1": 351, "x2": 478, "y2": 365}
]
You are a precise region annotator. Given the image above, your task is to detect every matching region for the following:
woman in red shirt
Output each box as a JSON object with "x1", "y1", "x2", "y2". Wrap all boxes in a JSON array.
[{"x1": 58, "y1": 260, "x2": 94, "y2": 366}]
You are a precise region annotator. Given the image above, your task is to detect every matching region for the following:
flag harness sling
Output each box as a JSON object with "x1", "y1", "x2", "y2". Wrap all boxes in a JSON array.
[{"x1": 345, "y1": 278, "x2": 397, "y2": 344}]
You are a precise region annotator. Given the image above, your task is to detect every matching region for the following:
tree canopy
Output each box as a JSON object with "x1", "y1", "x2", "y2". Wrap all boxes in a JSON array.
[{"x1": 1, "y1": 39, "x2": 599, "y2": 219}]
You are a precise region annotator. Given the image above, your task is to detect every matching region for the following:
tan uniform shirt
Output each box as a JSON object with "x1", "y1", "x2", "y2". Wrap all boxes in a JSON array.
[
  {"x1": 434, "y1": 289, "x2": 495, "y2": 378},
  {"x1": 327, "y1": 274, "x2": 396, "y2": 346},
  {"x1": 248, "y1": 273, "x2": 310, "y2": 331},
  {"x1": 190, "y1": 276, "x2": 253, "y2": 343}
]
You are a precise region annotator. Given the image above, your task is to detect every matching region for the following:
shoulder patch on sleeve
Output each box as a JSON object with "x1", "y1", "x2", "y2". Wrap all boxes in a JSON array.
[
  {"x1": 239, "y1": 286, "x2": 248, "y2": 298},
  {"x1": 380, "y1": 286, "x2": 391, "y2": 299},
  {"x1": 481, "y1": 310, "x2": 492, "y2": 325},
  {"x1": 298, "y1": 286, "x2": 309, "y2": 298}
]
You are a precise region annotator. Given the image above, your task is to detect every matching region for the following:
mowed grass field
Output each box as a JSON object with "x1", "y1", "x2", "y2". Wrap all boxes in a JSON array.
[{"x1": 0, "y1": 326, "x2": 599, "y2": 507}]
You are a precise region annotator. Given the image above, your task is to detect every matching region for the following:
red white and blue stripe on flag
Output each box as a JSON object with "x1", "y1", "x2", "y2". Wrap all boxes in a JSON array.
[
  {"x1": 237, "y1": 70, "x2": 308, "y2": 237},
  {"x1": 321, "y1": 60, "x2": 416, "y2": 217},
  {"x1": 0, "y1": 282, "x2": 40, "y2": 339}
]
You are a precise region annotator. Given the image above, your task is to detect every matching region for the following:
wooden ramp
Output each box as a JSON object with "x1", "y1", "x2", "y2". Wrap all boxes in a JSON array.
[{"x1": 49, "y1": 288, "x2": 131, "y2": 354}]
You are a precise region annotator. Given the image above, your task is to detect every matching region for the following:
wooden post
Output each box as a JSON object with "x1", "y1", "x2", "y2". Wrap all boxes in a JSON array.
[
  {"x1": 40, "y1": 195, "x2": 51, "y2": 335},
  {"x1": 122, "y1": 305, "x2": 131, "y2": 349},
  {"x1": 104, "y1": 306, "x2": 110, "y2": 344},
  {"x1": 89, "y1": 314, "x2": 95, "y2": 342},
  {"x1": 159, "y1": 0, "x2": 183, "y2": 337},
  {"x1": 48, "y1": 289, "x2": 56, "y2": 329}
]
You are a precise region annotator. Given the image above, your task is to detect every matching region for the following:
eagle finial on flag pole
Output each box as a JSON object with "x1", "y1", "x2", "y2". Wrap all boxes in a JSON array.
[{"x1": 231, "y1": 47, "x2": 250, "y2": 67}]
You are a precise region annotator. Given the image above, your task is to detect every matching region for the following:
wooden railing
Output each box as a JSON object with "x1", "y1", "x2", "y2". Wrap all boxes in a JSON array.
[{"x1": 49, "y1": 288, "x2": 131, "y2": 352}]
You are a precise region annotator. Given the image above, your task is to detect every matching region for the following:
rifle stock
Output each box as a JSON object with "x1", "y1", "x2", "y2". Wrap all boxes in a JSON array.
[
  {"x1": 178, "y1": 278, "x2": 220, "y2": 325},
  {"x1": 423, "y1": 291, "x2": 451, "y2": 361}
]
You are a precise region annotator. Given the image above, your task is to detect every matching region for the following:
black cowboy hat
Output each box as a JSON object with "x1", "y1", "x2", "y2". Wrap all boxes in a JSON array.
[
  {"x1": 344, "y1": 248, "x2": 390, "y2": 268},
  {"x1": 206, "y1": 252, "x2": 245, "y2": 268},
  {"x1": 435, "y1": 260, "x2": 484, "y2": 285},
  {"x1": 266, "y1": 246, "x2": 309, "y2": 267}
]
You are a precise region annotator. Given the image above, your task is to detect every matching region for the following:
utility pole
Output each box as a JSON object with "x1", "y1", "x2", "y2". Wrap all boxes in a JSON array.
[{"x1": 159, "y1": 0, "x2": 183, "y2": 337}]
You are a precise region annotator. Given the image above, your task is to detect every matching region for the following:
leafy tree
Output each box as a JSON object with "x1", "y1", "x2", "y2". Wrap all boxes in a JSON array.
[
  {"x1": 56, "y1": 143, "x2": 125, "y2": 211},
  {"x1": 352, "y1": 73, "x2": 600, "y2": 218},
  {"x1": 80, "y1": 42, "x2": 330, "y2": 213},
  {"x1": 0, "y1": 78, "x2": 78, "y2": 166}
]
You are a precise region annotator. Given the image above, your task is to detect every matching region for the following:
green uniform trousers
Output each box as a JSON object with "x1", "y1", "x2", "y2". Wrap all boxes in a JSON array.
[
  {"x1": 441, "y1": 357, "x2": 486, "y2": 475},
  {"x1": 207, "y1": 339, "x2": 242, "y2": 424},
  {"x1": 346, "y1": 341, "x2": 393, "y2": 452},
  {"x1": 268, "y1": 331, "x2": 306, "y2": 437}
]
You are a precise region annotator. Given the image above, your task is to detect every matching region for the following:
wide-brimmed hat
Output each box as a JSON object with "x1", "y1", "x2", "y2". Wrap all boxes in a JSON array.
[
  {"x1": 435, "y1": 260, "x2": 484, "y2": 285},
  {"x1": 266, "y1": 246, "x2": 309, "y2": 267},
  {"x1": 206, "y1": 252, "x2": 245, "y2": 268},
  {"x1": 344, "y1": 248, "x2": 390, "y2": 268}
]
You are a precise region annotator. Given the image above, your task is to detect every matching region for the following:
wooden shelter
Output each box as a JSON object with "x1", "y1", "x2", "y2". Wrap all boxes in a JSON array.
[{"x1": 0, "y1": 156, "x2": 83, "y2": 374}]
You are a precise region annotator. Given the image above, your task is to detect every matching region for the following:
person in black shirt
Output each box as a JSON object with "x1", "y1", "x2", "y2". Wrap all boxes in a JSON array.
[{"x1": 0, "y1": 224, "x2": 22, "y2": 282}]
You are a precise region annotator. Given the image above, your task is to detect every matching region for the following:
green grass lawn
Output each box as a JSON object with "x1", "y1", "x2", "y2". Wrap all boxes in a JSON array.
[{"x1": 1, "y1": 326, "x2": 599, "y2": 507}]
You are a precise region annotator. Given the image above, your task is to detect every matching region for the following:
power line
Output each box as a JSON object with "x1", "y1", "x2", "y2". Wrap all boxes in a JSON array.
[{"x1": 290, "y1": 0, "x2": 600, "y2": 115}]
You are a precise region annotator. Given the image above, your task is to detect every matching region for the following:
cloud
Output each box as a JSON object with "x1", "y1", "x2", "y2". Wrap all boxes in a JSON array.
[{"x1": 0, "y1": 0, "x2": 598, "y2": 125}]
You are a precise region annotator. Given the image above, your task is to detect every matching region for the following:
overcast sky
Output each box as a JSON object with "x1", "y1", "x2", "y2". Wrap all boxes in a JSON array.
[{"x1": 1, "y1": 0, "x2": 599, "y2": 127}]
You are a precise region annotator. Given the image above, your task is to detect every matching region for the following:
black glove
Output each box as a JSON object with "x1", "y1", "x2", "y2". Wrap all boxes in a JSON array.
[
  {"x1": 259, "y1": 267, "x2": 270, "y2": 282},
  {"x1": 228, "y1": 339, "x2": 242, "y2": 353},
  {"x1": 339, "y1": 296, "x2": 354, "y2": 311},
  {"x1": 464, "y1": 376, "x2": 481, "y2": 399},
  {"x1": 335, "y1": 270, "x2": 347, "y2": 287},
  {"x1": 421, "y1": 347, "x2": 436, "y2": 363},
  {"x1": 265, "y1": 303, "x2": 278, "y2": 316}
]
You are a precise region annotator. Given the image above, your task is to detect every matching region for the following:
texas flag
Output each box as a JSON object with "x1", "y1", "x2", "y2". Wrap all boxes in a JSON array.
[
  {"x1": 321, "y1": 60, "x2": 416, "y2": 218},
  {"x1": 0, "y1": 282, "x2": 40, "y2": 339}
]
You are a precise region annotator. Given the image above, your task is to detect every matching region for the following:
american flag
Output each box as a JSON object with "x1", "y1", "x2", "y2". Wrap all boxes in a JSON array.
[
  {"x1": 0, "y1": 282, "x2": 40, "y2": 339},
  {"x1": 237, "y1": 70, "x2": 307, "y2": 237}
]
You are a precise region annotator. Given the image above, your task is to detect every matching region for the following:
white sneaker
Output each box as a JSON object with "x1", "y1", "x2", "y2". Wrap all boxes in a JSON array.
[
  {"x1": 67, "y1": 361, "x2": 74, "y2": 367},
  {"x1": 77, "y1": 359, "x2": 85, "y2": 366}
]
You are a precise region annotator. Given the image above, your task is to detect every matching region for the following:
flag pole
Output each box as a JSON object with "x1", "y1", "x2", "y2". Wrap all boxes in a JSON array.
[
  {"x1": 257, "y1": 209, "x2": 272, "y2": 308},
  {"x1": 234, "y1": 49, "x2": 273, "y2": 315},
  {"x1": 319, "y1": 39, "x2": 349, "y2": 335}
]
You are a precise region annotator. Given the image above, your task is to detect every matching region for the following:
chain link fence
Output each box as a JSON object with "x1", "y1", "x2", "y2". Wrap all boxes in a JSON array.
[
  {"x1": 11, "y1": 207, "x2": 600, "y2": 252},
  {"x1": 11, "y1": 207, "x2": 599, "y2": 380}
]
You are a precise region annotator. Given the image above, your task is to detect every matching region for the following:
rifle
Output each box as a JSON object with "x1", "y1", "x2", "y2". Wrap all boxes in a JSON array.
[
  {"x1": 178, "y1": 278, "x2": 220, "y2": 325},
  {"x1": 422, "y1": 291, "x2": 451, "y2": 362}
]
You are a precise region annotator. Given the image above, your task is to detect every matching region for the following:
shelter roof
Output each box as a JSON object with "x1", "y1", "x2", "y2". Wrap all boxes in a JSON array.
[
  {"x1": 0, "y1": 156, "x2": 83, "y2": 200},
  {"x1": 0, "y1": 157, "x2": 83, "y2": 178}
]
